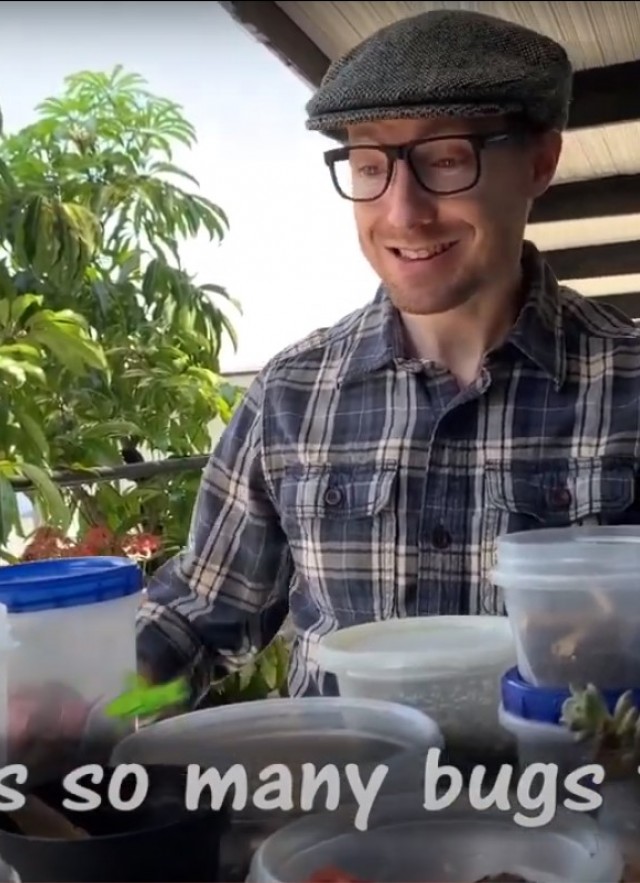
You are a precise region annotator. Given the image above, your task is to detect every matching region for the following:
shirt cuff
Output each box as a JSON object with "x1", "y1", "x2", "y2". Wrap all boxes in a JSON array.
[{"x1": 135, "y1": 602, "x2": 203, "y2": 685}]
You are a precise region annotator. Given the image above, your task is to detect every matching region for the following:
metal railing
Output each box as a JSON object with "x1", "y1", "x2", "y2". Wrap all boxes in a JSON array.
[{"x1": 9, "y1": 455, "x2": 210, "y2": 492}]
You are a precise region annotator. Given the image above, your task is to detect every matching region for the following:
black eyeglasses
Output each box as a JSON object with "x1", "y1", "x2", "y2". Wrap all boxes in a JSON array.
[{"x1": 323, "y1": 131, "x2": 523, "y2": 202}]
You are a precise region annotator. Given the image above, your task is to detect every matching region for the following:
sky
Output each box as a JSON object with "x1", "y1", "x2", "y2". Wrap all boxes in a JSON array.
[{"x1": 0, "y1": 0, "x2": 379, "y2": 373}]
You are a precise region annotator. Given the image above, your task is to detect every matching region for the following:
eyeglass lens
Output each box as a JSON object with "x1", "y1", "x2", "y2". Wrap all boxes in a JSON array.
[{"x1": 332, "y1": 138, "x2": 480, "y2": 200}]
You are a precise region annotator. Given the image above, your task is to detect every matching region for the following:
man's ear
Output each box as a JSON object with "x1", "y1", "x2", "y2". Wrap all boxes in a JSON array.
[{"x1": 530, "y1": 130, "x2": 563, "y2": 199}]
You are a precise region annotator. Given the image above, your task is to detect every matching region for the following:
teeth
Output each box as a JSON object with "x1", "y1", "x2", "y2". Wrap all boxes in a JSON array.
[{"x1": 397, "y1": 242, "x2": 454, "y2": 260}]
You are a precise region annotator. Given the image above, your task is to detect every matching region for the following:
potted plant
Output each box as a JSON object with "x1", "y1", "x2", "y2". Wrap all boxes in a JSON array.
[{"x1": 561, "y1": 684, "x2": 640, "y2": 880}]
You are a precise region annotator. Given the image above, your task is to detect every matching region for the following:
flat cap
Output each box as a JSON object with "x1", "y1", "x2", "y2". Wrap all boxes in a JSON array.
[{"x1": 305, "y1": 9, "x2": 573, "y2": 140}]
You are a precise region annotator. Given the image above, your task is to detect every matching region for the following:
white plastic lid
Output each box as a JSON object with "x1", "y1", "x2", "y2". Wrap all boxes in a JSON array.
[
  {"x1": 317, "y1": 616, "x2": 515, "y2": 679},
  {"x1": 492, "y1": 525, "x2": 640, "y2": 589}
]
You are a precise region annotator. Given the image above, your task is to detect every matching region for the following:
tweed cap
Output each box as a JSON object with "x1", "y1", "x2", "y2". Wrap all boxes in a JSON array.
[{"x1": 305, "y1": 9, "x2": 573, "y2": 141}]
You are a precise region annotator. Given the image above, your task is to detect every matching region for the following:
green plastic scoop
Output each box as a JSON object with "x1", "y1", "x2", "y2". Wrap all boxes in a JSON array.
[{"x1": 105, "y1": 673, "x2": 188, "y2": 720}]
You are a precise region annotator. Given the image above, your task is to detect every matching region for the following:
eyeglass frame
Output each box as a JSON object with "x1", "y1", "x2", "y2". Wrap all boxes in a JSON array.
[{"x1": 322, "y1": 130, "x2": 529, "y2": 202}]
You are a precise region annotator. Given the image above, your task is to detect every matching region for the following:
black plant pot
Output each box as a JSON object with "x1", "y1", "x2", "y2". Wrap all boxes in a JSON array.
[{"x1": 0, "y1": 765, "x2": 229, "y2": 883}]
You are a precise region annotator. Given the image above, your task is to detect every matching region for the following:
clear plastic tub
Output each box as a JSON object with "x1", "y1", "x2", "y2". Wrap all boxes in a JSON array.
[
  {"x1": 498, "y1": 706, "x2": 594, "y2": 778},
  {"x1": 112, "y1": 697, "x2": 442, "y2": 814},
  {"x1": 492, "y1": 525, "x2": 640, "y2": 688},
  {"x1": 497, "y1": 667, "x2": 614, "y2": 779},
  {"x1": 0, "y1": 605, "x2": 16, "y2": 768},
  {"x1": 0, "y1": 557, "x2": 143, "y2": 781},
  {"x1": 316, "y1": 616, "x2": 516, "y2": 754},
  {"x1": 112, "y1": 697, "x2": 444, "y2": 881},
  {"x1": 0, "y1": 854, "x2": 19, "y2": 883},
  {"x1": 112, "y1": 697, "x2": 443, "y2": 784},
  {"x1": 498, "y1": 667, "x2": 640, "y2": 796},
  {"x1": 247, "y1": 793, "x2": 624, "y2": 883}
]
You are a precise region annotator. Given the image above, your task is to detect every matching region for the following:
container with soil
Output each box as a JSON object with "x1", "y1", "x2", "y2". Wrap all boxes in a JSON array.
[{"x1": 0, "y1": 765, "x2": 229, "y2": 883}]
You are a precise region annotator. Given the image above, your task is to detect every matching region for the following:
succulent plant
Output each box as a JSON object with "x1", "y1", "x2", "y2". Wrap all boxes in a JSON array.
[{"x1": 560, "y1": 684, "x2": 640, "y2": 776}]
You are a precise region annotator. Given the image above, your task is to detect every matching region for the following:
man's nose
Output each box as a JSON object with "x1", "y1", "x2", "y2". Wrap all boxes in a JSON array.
[{"x1": 383, "y1": 161, "x2": 439, "y2": 229}]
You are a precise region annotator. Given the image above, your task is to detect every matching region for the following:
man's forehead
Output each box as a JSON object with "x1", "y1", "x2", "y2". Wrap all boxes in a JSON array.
[{"x1": 346, "y1": 114, "x2": 508, "y2": 145}]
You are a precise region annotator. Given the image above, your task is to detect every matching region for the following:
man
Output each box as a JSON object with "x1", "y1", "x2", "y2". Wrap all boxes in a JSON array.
[{"x1": 136, "y1": 9, "x2": 640, "y2": 704}]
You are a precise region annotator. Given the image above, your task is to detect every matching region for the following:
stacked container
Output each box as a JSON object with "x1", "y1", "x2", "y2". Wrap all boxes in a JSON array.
[{"x1": 491, "y1": 525, "x2": 640, "y2": 873}]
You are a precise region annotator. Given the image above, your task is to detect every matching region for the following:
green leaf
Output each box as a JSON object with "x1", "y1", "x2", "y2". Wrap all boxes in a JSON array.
[
  {"x1": 0, "y1": 356, "x2": 28, "y2": 385},
  {"x1": 9, "y1": 293, "x2": 43, "y2": 325},
  {"x1": 0, "y1": 476, "x2": 20, "y2": 547},
  {"x1": 81, "y1": 420, "x2": 144, "y2": 440},
  {"x1": 13, "y1": 409, "x2": 50, "y2": 458},
  {"x1": 149, "y1": 162, "x2": 199, "y2": 187},
  {"x1": 18, "y1": 463, "x2": 70, "y2": 531},
  {"x1": 0, "y1": 343, "x2": 41, "y2": 361},
  {"x1": 25, "y1": 309, "x2": 108, "y2": 374},
  {"x1": 0, "y1": 549, "x2": 19, "y2": 565}
]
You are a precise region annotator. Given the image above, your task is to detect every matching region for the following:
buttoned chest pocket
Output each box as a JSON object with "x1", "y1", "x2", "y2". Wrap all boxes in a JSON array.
[
  {"x1": 478, "y1": 458, "x2": 638, "y2": 612},
  {"x1": 278, "y1": 461, "x2": 399, "y2": 617}
]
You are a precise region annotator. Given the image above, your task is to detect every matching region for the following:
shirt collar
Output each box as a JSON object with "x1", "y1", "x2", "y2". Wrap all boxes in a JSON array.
[
  {"x1": 507, "y1": 240, "x2": 566, "y2": 389},
  {"x1": 338, "y1": 240, "x2": 566, "y2": 388}
]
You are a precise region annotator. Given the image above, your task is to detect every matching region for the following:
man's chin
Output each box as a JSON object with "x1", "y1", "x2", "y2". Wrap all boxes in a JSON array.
[{"x1": 385, "y1": 285, "x2": 471, "y2": 317}]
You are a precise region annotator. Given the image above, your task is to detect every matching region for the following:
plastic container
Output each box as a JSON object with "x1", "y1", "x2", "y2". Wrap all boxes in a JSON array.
[
  {"x1": 0, "y1": 557, "x2": 143, "y2": 781},
  {"x1": 0, "y1": 765, "x2": 228, "y2": 882},
  {"x1": 497, "y1": 667, "x2": 618, "y2": 779},
  {"x1": 316, "y1": 616, "x2": 516, "y2": 754},
  {"x1": 112, "y1": 697, "x2": 444, "y2": 880},
  {"x1": 500, "y1": 669, "x2": 640, "y2": 875},
  {"x1": 0, "y1": 604, "x2": 17, "y2": 767},
  {"x1": 599, "y1": 777, "x2": 640, "y2": 879},
  {"x1": 247, "y1": 793, "x2": 624, "y2": 883},
  {"x1": 492, "y1": 525, "x2": 640, "y2": 688},
  {"x1": 0, "y1": 854, "x2": 19, "y2": 883},
  {"x1": 112, "y1": 696, "x2": 443, "y2": 812}
]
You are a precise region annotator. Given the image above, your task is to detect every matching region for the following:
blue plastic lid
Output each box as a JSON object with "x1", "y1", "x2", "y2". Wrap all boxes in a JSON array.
[
  {"x1": 501, "y1": 666, "x2": 640, "y2": 724},
  {"x1": 0, "y1": 557, "x2": 143, "y2": 613}
]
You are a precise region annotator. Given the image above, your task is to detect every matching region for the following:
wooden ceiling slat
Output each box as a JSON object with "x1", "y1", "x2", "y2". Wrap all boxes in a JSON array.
[
  {"x1": 546, "y1": 241, "x2": 640, "y2": 280},
  {"x1": 598, "y1": 292, "x2": 640, "y2": 319},
  {"x1": 569, "y1": 60, "x2": 640, "y2": 129},
  {"x1": 531, "y1": 174, "x2": 640, "y2": 224}
]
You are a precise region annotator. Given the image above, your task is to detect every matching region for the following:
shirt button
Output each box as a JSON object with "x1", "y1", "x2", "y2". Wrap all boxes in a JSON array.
[
  {"x1": 323, "y1": 487, "x2": 344, "y2": 507},
  {"x1": 431, "y1": 525, "x2": 451, "y2": 550},
  {"x1": 549, "y1": 487, "x2": 572, "y2": 510}
]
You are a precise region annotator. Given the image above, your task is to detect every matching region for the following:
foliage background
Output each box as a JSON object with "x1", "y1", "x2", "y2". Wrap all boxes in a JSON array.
[{"x1": 0, "y1": 67, "x2": 288, "y2": 701}]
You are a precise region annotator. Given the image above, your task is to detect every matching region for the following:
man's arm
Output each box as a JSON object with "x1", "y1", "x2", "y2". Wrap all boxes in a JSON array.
[{"x1": 136, "y1": 371, "x2": 292, "y2": 705}]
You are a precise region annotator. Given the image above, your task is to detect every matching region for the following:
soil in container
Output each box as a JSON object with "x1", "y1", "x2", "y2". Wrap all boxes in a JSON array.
[{"x1": 0, "y1": 764, "x2": 229, "y2": 883}]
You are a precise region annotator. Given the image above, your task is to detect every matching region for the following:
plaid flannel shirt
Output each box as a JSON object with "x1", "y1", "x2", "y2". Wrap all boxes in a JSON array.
[{"x1": 136, "y1": 241, "x2": 640, "y2": 702}]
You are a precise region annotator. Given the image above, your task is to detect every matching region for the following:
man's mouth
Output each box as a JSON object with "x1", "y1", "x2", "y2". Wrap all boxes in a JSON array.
[{"x1": 389, "y1": 241, "x2": 458, "y2": 262}]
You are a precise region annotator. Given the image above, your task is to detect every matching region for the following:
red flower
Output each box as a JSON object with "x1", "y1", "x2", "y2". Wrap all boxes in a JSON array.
[{"x1": 20, "y1": 524, "x2": 162, "y2": 563}]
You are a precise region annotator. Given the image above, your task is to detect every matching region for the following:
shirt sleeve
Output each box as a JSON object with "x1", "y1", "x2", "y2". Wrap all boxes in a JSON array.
[{"x1": 135, "y1": 369, "x2": 292, "y2": 703}]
